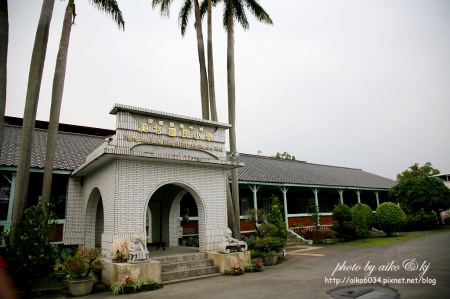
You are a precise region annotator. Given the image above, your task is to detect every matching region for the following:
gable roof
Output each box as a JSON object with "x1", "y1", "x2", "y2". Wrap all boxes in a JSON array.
[
  {"x1": 0, "y1": 118, "x2": 395, "y2": 190},
  {"x1": 1, "y1": 125, "x2": 107, "y2": 171},
  {"x1": 237, "y1": 154, "x2": 395, "y2": 189}
]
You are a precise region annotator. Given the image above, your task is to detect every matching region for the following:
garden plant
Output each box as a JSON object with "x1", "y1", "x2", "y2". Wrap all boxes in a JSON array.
[{"x1": 375, "y1": 202, "x2": 407, "y2": 236}]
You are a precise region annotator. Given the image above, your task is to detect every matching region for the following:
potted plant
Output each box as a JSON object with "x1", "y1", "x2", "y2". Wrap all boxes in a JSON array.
[
  {"x1": 250, "y1": 225, "x2": 284, "y2": 266},
  {"x1": 225, "y1": 264, "x2": 244, "y2": 275},
  {"x1": 251, "y1": 257, "x2": 265, "y2": 272},
  {"x1": 244, "y1": 263, "x2": 256, "y2": 272},
  {"x1": 54, "y1": 247, "x2": 103, "y2": 296},
  {"x1": 111, "y1": 274, "x2": 139, "y2": 295},
  {"x1": 110, "y1": 239, "x2": 130, "y2": 262},
  {"x1": 246, "y1": 196, "x2": 288, "y2": 266},
  {"x1": 138, "y1": 278, "x2": 162, "y2": 292},
  {"x1": 262, "y1": 251, "x2": 278, "y2": 266}
]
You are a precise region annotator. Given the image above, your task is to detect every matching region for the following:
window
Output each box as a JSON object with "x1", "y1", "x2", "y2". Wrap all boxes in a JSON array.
[{"x1": 0, "y1": 173, "x2": 11, "y2": 220}]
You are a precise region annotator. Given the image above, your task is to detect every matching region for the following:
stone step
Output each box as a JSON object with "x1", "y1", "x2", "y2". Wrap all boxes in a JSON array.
[
  {"x1": 287, "y1": 231, "x2": 312, "y2": 245},
  {"x1": 161, "y1": 265, "x2": 220, "y2": 284},
  {"x1": 161, "y1": 259, "x2": 214, "y2": 272},
  {"x1": 153, "y1": 253, "x2": 209, "y2": 265},
  {"x1": 154, "y1": 253, "x2": 220, "y2": 284}
]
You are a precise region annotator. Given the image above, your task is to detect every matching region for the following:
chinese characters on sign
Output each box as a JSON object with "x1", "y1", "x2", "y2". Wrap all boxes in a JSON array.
[
  {"x1": 124, "y1": 135, "x2": 223, "y2": 152},
  {"x1": 128, "y1": 117, "x2": 223, "y2": 152},
  {"x1": 137, "y1": 118, "x2": 213, "y2": 142}
]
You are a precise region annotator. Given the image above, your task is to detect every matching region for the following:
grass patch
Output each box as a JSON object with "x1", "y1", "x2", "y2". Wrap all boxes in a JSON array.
[{"x1": 337, "y1": 225, "x2": 450, "y2": 246}]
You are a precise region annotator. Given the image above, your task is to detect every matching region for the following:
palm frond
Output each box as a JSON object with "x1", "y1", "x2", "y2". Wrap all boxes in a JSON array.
[
  {"x1": 222, "y1": 0, "x2": 232, "y2": 30},
  {"x1": 244, "y1": 0, "x2": 272, "y2": 25},
  {"x1": 152, "y1": 0, "x2": 173, "y2": 17},
  {"x1": 199, "y1": 0, "x2": 207, "y2": 19},
  {"x1": 89, "y1": 0, "x2": 125, "y2": 30},
  {"x1": 200, "y1": 0, "x2": 220, "y2": 19},
  {"x1": 179, "y1": 0, "x2": 193, "y2": 36},
  {"x1": 219, "y1": 0, "x2": 272, "y2": 30},
  {"x1": 233, "y1": 0, "x2": 248, "y2": 29}
]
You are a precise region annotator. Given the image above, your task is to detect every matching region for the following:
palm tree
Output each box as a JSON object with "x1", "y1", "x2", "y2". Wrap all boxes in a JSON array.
[
  {"x1": 152, "y1": 0, "x2": 210, "y2": 120},
  {"x1": 220, "y1": 0, "x2": 272, "y2": 237},
  {"x1": 41, "y1": 0, "x2": 124, "y2": 207},
  {"x1": 0, "y1": 0, "x2": 8, "y2": 158},
  {"x1": 199, "y1": 0, "x2": 235, "y2": 232},
  {"x1": 206, "y1": 0, "x2": 217, "y2": 121},
  {"x1": 11, "y1": 0, "x2": 56, "y2": 243}
]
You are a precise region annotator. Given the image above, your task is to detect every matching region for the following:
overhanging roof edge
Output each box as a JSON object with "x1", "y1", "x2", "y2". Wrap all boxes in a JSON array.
[{"x1": 237, "y1": 181, "x2": 390, "y2": 191}]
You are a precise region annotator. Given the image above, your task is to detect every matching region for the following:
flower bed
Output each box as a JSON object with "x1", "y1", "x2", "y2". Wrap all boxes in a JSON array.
[
  {"x1": 111, "y1": 274, "x2": 162, "y2": 295},
  {"x1": 225, "y1": 264, "x2": 244, "y2": 275}
]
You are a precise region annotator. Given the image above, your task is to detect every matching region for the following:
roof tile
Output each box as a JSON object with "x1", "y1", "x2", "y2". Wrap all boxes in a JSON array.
[
  {"x1": 1, "y1": 125, "x2": 395, "y2": 190},
  {"x1": 1, "y1": 125, "x2": 105, "y2": 170},
  {"x1": 237, "y1": 154, "x2": 395, "y2": 189}
]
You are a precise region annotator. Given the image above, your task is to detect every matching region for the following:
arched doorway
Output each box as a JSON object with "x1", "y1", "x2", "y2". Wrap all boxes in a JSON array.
[
  {"x1": 147, "y1": 183, "x2": 205, "y2": 250},
  {"x1": 85, "y1": 187, "x2": 104, "y2": 248}
]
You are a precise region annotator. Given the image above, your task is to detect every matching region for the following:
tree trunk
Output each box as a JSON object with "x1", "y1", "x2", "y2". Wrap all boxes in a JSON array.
[
  {"x1": 227, "y1": 9, "x2": 240, "y2": 238},
  {"x1": 206, "y1": 0, "x2": 217, "y2": 121},
  {"x1": 41, "y1": 1, "x2": 74, "y2": 206},
  {"x1": 193, "y1": 0, "x2": 209, "y2": 120},
  {"x1": 0, "y1": 0, "x2": 8, "y2": 158},
  {"x1": 11, "y1": 0, "x2": 55, "y2": 244},
  {"x1": 226, "y1": 180, "x2": 237, "y2": 236}
]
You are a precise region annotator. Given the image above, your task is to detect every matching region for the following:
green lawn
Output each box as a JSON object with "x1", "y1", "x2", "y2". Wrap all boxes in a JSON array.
[{"x1": 336, "y1": 226, "x2": 450, "y2": 246}]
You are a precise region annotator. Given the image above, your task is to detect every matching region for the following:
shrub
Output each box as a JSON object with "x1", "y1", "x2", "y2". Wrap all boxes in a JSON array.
[
  {"x1": 309, "y1": 199, "x2": 320, "y2": 229},
  {"x1": 375, "y1": 202, "x2": 407, "y2": 236},
  {"x1": 338, "y1": 221, "x2": 356, "y2": 241},
  {"x1": 332, "y1": 204, "x2": 352, "y2": 224},
  {"x1": 248, "y1": 196, "x2": 287, "y2": 253},
  {"x1": 351, "y1": 203, "x2": 374, "y2": 241},
  {"x1": 249, "y1": 249, "x2": 264, "y2": 259},
  {"x1": 332, "y1": 204, "x2": 353, "y2": 240},
  {"x1": 405, "y1": 211, "x2": 438, "y2": 231},
  {"x1": 251, "y1": 231, "x2": 285, "y2": 253},
  {"x1": 54, "y1": 248, "x2": 103, "y2": 282},
  {"x1": 298, "y1": 226, "x2": 336, "y2": 244},
  {"x1": 351, "y1": 203, "x2": 374, "y2": 226},
  {"x1": 267, "y1": 196, "x2": 288, "y2": 244},
  {"x1": 0, "y1": 204, "x2": 58, "y2": 291}
]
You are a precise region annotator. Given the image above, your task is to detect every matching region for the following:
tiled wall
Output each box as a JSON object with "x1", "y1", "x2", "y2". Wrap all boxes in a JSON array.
[{"x1": 64, "y1": 157, "x2": 230, "y2": 257}]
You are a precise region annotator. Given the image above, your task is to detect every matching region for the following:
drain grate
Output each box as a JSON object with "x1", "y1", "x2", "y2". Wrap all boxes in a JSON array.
[{"x1": 328, "y1": 284, "x2": 400, "y2": 299}]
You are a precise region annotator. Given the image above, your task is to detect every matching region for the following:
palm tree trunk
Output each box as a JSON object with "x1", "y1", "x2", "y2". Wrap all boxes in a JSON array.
[
  {"x1": 41, "y1": 1, "x2": 74, "y2": 206},
  {"x1": 193, "y1": 0, "x2": 209, "y2": 120},
  {"x1": 227, "y1": 8, "x2": 240, "y2": 238},
  {"x1": 226, "y1": 180, "x2": 236, "y2": 235},
  {"x1": 206, "y1": 0, "x2": 217, "y2": 121},
  {"x1": 0, "y1": 0, "x2": 8, "y2": 158},
  {"x1": 11, "y1": 0, "x2": 55, "y2": 244}
]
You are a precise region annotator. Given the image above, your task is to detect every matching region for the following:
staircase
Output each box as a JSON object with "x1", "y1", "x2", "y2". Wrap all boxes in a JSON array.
[
  {"x1": 153, "y1": 253, "x2": 221, "y2": 284},
  {"x1": 285, "y1": 230, "x2": 312, "y2": 252}
]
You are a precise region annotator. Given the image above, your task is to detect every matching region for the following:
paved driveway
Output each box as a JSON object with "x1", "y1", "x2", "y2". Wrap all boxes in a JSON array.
[{"x1": 89, "y1": 231, "x2": 450, "y2": 299}]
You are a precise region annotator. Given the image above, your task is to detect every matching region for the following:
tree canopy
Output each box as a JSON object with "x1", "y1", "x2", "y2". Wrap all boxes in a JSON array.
[
  {"x1": 350, "y1": 203, "x2": 373, "y2": 240},
  {"x1": 396, "y1": 162, "x2": 439, "y2": 182},
  {"x1": 390, "y1": 163, "x2": 450, "y2": 215},
  {"x1": 375, "y1": 202, "x2": 406, "y2": 236},
  {"x1": 390, "y1": 176, "x2": 450, "y2": 214},
  {"x1": 276, "y1": 152, "x2": 295, "y2": 160}
]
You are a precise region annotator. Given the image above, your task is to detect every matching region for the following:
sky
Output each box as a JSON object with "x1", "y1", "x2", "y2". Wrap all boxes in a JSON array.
[{"x1": 6, "y1": 0, "x2": 450, "y2": 180}]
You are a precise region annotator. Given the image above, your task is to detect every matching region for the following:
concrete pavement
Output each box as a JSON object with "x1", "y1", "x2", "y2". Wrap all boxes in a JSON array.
[{"x1": 37, "y1": 230, "x2": 450, "y2": 299}]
